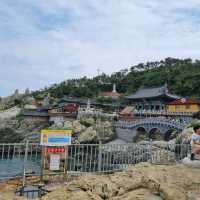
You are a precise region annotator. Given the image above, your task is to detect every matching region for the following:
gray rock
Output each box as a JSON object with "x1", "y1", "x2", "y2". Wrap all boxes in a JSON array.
[
  {"x1": 182, "y1": 157, "x2": 200, "y2": 168},
  {"x1": 78, "y1": 127, "x2": 97, "y2": 143},
  {"x1": 63, "y1": 121, "x2": 73, "y2": 129}
]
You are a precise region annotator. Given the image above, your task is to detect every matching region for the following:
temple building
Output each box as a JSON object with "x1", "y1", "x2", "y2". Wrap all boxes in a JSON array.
[
  {"x1": 167, "y1": 98, "x2": 200, "y2": 113},
  {"x1": 125, "y1": 84, "x2": 180, "y2": 111}
]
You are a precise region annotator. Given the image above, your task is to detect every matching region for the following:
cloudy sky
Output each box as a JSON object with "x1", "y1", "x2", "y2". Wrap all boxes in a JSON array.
[{"x1": 1, "y1": 0, "x2": 200, "y2": 96}]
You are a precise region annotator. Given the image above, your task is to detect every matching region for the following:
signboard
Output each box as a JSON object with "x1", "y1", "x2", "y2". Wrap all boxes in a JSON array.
[
  {"x1": 50, "y1": 154, "x2": 60, "y2": 171},
  {"x1": 41, "y1": 129, "x2": 72, "y2": 146},
  {"x1": 47, "y1": 147, "x2": 65, "y2": 153}
]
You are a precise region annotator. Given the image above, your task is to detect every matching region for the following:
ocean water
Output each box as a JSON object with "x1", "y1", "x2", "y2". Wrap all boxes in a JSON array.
[{"x1": 0, "y1": 157, "x2": 41, "y2": 180}]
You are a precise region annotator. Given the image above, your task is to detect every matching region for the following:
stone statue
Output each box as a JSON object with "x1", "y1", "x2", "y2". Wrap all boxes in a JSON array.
[
  {"x1": 112, "y1": 83, "x2": 117, "y2": 93},
  {"x1": 86, "y1": 99, "x2": 91, "y2": 110}
]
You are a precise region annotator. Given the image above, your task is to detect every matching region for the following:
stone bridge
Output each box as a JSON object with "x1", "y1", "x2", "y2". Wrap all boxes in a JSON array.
[{"x1": 114, "y1": 118, "x2": 186, "y2": 142}]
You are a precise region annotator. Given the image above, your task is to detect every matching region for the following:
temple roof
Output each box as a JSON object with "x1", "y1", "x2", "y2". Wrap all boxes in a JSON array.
[
  {"x1": 58, "y1": 97, "x2": 120, "y2": 107},
  {"x1": 126, "y1": 85, "x2": 180, "y2": 100},
  {"x1": 22, "y1": 109, "x2": 49, "y2": 117},
  {"x1": 120, "y1": 106, "x2": 135, "y2": 115},
  {"x1": 167, "y1": 98, "x2": 200, "y2": 105}
]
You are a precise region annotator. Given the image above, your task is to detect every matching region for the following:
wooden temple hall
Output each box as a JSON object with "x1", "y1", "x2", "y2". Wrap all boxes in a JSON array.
[{"x1": 125, "y1": 84, "x2": 180, "y2": 111}]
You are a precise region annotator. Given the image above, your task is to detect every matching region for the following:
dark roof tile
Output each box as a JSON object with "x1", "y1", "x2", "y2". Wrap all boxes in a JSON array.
[{"x1": 126, "y1": 85, "x2": 180, "y2": 99}]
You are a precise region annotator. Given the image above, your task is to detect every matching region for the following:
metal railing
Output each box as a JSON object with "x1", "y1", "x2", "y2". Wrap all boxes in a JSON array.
[
  {"x1": 77, "y1": 108, "x2": 117, "y2": 121},
  {"x1": 0, "y1": 143, "x2": 41, "y2": 180},
  {"x1": 114, "y1": 118, "x2": 186, "y2": 130},
  {"x1": 0, "y1": 142, "x2": 192, "y2": 180},
  {"x1": 134, "y1": 110, "x2": 193, "y2": 116},
  {"x1": 67, "y1": 144, "x2": 152, "y2": 173}
]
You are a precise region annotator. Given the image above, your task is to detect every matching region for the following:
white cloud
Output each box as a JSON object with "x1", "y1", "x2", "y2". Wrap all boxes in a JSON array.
[{"x1": 0, "y1": 0, "x2": 200, "y2": 96}]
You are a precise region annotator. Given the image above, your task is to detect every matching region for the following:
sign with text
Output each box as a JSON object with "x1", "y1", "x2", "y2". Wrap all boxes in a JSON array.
[
  {"x1": 40, "y1": 129, "x2": 72, "y2": 146},
  {"x1": 50, "y1": 154, "x2": 60, "y2": 171}
]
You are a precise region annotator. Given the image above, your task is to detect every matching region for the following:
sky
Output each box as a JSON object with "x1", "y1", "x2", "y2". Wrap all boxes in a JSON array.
[{"x1": 1, "y1": 0, "x2": 200, "y2": 96}]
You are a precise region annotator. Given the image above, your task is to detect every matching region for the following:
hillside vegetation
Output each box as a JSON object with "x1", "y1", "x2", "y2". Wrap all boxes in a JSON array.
[{"x1": 32, "y1": 58, "x2": 200, "y2": 100}]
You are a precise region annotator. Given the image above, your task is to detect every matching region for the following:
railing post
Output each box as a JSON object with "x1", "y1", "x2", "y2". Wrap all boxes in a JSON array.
[
  {"x1": 98, "y1": 141, "x2": 102, "y2": 172},
  {"x1": 22, "y1": 140, "x2": 29, "y2": 187},
  {"x1": 149, "y1": 139, "x2": 153, "y2": 164},
  {"x1": 40, "y1": 146, "x2": 44, "y2": 183},
  {"x1": 64, "y1": 146, "x2": 68, "y2": 175}
]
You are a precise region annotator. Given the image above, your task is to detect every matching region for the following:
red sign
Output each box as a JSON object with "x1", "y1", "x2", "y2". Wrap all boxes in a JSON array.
[{"x1": 47, "y1": 147, "x2": 65, "y2": 153}]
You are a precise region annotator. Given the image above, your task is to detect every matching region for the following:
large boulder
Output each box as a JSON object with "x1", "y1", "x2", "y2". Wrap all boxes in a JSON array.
[
  {"x1": 0, "y1": 106, "x2": 21, "y2": 120},
  {"x1": 63, "y1": 121, "x2": 73, "y2": 129},
  {"x1": 78, "y1": 127, "x2": 97, "y2": 143},
  {"x1": 72, "y1": 120, "x2": 86, "y2": 133},
  {"x1": 49, "y1": 122, "x2": 64, "y2": 129},
  {"x1": 182, "y1": 157, "x2": 200, "y2": 168},
  {"x1": 96, "y1": 121, "x2": 115, "y2": 142},
  {"x1": 102, "y1": 127, "x2": 115, "y2": 142},
  {"x1": 80, "y1": 117, "x2": 95, "y2": 127},
  {"x1": 74, "y1": 119, "x2": 115, "y2": 143},
  {"x1": 138, "y1": 140, "x2": 175, "y2": 149},
  {"x1": 176, "y1": 127, "x2": 194, "y2": 144},
  {"x1": 0, "y1": 128, "x2": 23, "y2": 143},
  {"x1": 102, "y1": 121, "x2": 112, "y2": 128}
]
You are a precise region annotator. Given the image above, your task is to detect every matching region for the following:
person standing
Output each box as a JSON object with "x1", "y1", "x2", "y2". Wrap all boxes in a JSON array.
[{"x1": 190, "y1": 125, "x2": 200, "y2": 160}]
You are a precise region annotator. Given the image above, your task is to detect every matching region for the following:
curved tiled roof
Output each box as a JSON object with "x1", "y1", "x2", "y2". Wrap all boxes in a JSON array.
[
  {"x1": 21, "y1": 109, "x2": 49, "y2": 117},
  {"x1": 126, "y1": 85, "x2": 180, "y2": 99}
]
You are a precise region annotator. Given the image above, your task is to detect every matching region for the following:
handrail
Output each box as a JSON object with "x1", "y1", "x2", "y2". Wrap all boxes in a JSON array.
[
  {"x1": 134, "y1": 110, "x2": 193, "y2": 116},
  {"x1": 114, "y1": 118, "x2": 186, "y2": 129}
]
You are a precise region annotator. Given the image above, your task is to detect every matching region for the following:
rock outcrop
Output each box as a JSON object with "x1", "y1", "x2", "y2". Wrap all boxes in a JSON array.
[
  {"x1": 175, "y1": 127, "x2": 194, "y2": 144},
  {"x1": 72, "y1": 120, "x2": 86, "y2": 133},
  {"x1": 80, "y1": 117, "x2": 95, "y2": 127},
  {"x1": 78, "y1": 126, "x2": 98, "y2": 143},
  {"x1": 42, "y1": 163, "x2": 200, "y2": 200},
  {"x1": 0, "y1": 179, "x2": 26, "y2": 200},
  {"x1": 0, "y1": 117, "x2": 48, "y2": 143},
  {"x1": 0, "y1": 106, "x2": 21, "y2": 120},
  {"x1": 182, "y1": 157, "x2": 200, "y2": 168},
  {"x1": 49, "y1": 119, "x2": 116, "y2": 144}
]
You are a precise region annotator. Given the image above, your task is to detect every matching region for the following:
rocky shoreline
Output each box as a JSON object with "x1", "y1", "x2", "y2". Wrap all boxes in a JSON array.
[
  {"x1": 1, "y1": 162, "x2": 200, "y2": 200},
  {"x1": 41, "y1": 163, "x2": 200, "y2": 200}
]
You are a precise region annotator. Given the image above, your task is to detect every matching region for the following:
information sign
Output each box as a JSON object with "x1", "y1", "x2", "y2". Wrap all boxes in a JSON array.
[
  {"x1": 50, "y1": 154, "x2": 60, "y2": 171},
  {"x1": 40, "y1": 129, "x2": 72, "y2": 146}
]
